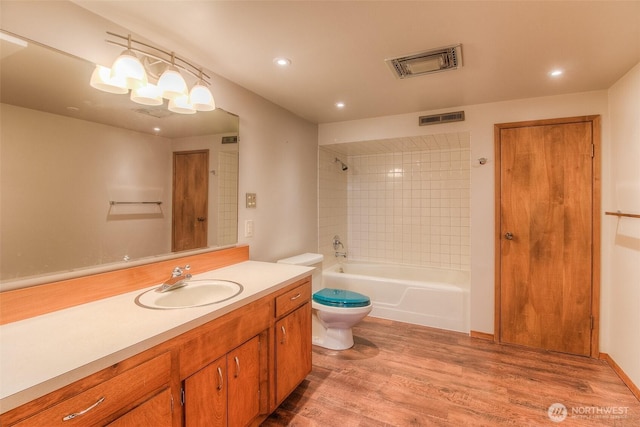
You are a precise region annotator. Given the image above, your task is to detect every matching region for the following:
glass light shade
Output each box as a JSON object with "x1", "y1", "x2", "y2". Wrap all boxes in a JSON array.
[
  {"x1": 110, "y1": 49, "x2": 147, "y2": 90},
  {"x1": 189, "y1": 83, "x2": 216, "y2": 111},
  {"x1": 168, "y1": 95, "x2": 196, "y2": 114},
  {"x1": 89, "y1": 65, "x2": 128, "y2": 94},
  {"x1": 157, "y1": 67, "x2": 188, "y2": 99},
  {"x1": 130, "y1": 83, "x2": 163, "y2": 106}
]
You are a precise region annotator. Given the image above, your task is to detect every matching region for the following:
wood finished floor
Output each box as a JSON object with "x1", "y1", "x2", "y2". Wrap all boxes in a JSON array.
[{"x1": 262, "y1": 317, "x2": 640, "y2": 426}]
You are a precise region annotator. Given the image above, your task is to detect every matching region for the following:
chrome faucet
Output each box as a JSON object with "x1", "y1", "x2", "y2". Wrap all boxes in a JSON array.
[
  {"x1": 156, "y1": 265, "x2": 192, "y2": 293},
  {"x1": 333, "y1": 235, "x2": 347, "y2": 259},
  {"x1": 332, "y1": 235, "x2": 344, "y2": 250}
]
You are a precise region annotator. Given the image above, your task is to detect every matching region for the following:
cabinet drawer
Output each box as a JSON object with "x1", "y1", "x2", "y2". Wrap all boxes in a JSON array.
[
  {"x1": 106, "y1": 388, "x2": 173, "y2": 427},
  {"x1": 13, "y1": 352, "x2": 171, "y2": 426},
  {"x1": 275, "y1": 281, "x2": 310, "y2": 318}
]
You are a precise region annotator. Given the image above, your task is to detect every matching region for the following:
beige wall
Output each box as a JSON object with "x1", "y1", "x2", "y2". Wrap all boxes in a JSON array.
[
  {"x1": 321, "y1": 78, "x2": 640, "y2": 388},
  {"x1": 604, "y1": 63, "x2": 640, "y2": 390},
  {"x1": 319, "y1": 139, "x2": 471, "y2": 272},
  {"x1": 0, "y1": 104, "x2": 173, "y2": 280},
  {"x1": 318, "y1": 147, "x2": 349, "y2": 267},
  {"x1": 319, "y1": 90, "x2": 611, "y2": 335},
  {"x1": 0, "y1": 2, "x2": 319, "y2": 282}
]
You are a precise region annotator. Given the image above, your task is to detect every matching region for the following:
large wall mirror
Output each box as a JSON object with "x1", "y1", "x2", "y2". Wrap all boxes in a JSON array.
[{"x1": 0, "y1": 31, "x2": 239, "y2": 285}]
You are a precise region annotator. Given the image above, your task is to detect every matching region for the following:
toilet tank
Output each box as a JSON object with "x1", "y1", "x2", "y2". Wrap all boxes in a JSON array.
[{"x1": 277, "y1": 253, "x2": 323, "y2": 293}]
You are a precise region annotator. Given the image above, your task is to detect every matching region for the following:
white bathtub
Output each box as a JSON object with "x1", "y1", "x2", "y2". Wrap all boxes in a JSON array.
[{"x1": 322, "y1": 262, "x2": 470, "y2": 333}]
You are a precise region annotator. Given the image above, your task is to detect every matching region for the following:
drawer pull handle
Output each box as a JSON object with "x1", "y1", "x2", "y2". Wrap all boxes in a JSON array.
[
  {"x1": 281, "y1": 325, "x2": 287, "y2": 344},
  {"x1": 290, "y1": 293, "x2": 302, "y2": 301},
  {"x1": 217, "y1": 366, "x2": 224, "y2": 391},
  {"x1": 234, "y1": 356, "x2": 240, "y2": 378},
  {"x1": 62, "y1": 396, "x2": 105, "y2": 421}
]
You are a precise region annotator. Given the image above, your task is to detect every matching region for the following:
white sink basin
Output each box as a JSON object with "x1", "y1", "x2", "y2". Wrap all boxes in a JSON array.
[{"x1": 135, "y1": 279, "x2": 244, "y2": 309}]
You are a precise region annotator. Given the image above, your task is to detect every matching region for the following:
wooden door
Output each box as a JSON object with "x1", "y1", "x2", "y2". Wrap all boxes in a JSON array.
[
  {"x1": 227, "y1": 336, "x2": 261, "y2": 426},
  {"x1": 184, "y1": 356, "x2": 227, "y2": 427},
  {"x1": 172, "y1": 150, "x2": 209, "y2": 252},
  {"x1": 275, "y1": 303, "x2": 312, "y2": 404},
  {"x1": 495, "y1": 116, "x2": 600, "y2": 357}
]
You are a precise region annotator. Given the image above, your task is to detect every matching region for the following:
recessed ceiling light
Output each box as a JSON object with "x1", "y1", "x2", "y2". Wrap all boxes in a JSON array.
[
  {"x1": 153, "y1": 127, "x2": 161, "y2": 132},
  {"x1": 550, "y1": 69, "x2": 563, "y2": 77},
  {"x1": 273, "y1": 57, "x2": 291, "y2": 67},
  {"x1": 335, "y1": 102, "x2": 345, "y2": 109}
]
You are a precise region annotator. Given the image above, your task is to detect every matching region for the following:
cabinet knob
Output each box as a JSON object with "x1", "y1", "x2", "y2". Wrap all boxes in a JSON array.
[{"x1": 504, "y1": 232, "x2": 514, "y2": 240}]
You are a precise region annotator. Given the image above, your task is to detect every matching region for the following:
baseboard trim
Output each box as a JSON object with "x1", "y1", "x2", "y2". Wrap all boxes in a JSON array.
[
  {"x1": 600, "y1": 352, "x2": 640, "y2": 401},
  {"x1": 470, "y1": 330, "x2": 495, "y2": 341}
]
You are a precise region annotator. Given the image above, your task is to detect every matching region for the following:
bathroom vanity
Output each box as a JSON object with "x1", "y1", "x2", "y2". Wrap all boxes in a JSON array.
[{"x1": 0, "y1": 246, "x2": 313, "y2": 426}]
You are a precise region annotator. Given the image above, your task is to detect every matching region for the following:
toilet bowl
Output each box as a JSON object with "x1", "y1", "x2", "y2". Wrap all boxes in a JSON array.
[{"x1": 277, "y1": 253, "x2": 372, "y2": 350}]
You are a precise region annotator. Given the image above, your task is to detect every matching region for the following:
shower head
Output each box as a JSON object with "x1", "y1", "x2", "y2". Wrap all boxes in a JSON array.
[{"x1": 334, "y1": 157, "x2": 348, "y2": 171}]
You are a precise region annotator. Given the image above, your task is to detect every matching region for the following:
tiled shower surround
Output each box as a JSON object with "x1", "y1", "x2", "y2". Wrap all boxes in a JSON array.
[{"x1": 319, "y1": 133, "x2": 470, "y2": 271}]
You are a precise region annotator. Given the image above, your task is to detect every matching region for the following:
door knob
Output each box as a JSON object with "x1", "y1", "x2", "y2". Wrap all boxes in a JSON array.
[{"x1": 504, "y1": 232, "x2": 514, "y2": 240}]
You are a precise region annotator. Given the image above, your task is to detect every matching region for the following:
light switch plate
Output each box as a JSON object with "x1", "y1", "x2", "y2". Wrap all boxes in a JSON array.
[
  {"x1": 246, "y1": 193, "x2": 257, "y2": 208},
  {"x1": 244, "y1": 220, "x2": 254, "y2": 237}
]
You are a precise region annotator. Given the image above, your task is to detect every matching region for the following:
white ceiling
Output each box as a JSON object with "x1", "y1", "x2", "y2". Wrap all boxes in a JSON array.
[{"x1": 76, "y1": 1, "x2": 640, "y2": 125}]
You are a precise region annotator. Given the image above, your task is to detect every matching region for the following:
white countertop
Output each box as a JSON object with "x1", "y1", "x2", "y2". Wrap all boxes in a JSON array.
[{"x1": 0, "y1": 260, "x2": 313, "y2": 413}]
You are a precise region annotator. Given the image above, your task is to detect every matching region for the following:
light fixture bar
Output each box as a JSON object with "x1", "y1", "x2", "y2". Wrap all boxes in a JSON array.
[
  {"x1": 105, "y1": 32, "x2": 211, "y2": 85},
  {"x1": 91, "y1": 32, "x2": 216, "y2": 114}
]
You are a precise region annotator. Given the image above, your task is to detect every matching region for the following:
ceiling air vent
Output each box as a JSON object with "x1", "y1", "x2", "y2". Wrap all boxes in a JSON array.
[
  {"x1": 386, "y1": 44, "x2": 462, "y2": 79},
  {"x1": 221, "y1": 135, "x2": 238, "y2": 144},
  {"x1": 419, "y1": 111, "x2": 465, "y2": 126}
]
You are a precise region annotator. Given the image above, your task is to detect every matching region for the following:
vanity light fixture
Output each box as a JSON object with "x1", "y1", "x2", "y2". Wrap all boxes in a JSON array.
[
  {"x1": 188, "y1": 70, "x2": 216, "y2": 111},
  {"x1": 90, "y1": 32, "x2": 215, "y2": 114},
  {"x1": 110, "y1": 34, "x2": 147, "y2": 90},
  {"x1": 157, "y1": 53, "x2": 188, "y2": 100},
  {"x1": 90, "y1": 65, "x2": 128, "y2": 94}
]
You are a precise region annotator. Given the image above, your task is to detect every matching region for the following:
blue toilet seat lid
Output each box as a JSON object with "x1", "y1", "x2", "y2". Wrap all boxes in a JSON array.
[{"x1": 313, "y1": 288, "x2": 371, "y2": 308}]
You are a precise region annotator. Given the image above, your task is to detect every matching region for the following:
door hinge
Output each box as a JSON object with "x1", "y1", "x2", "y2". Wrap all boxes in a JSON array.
[
  {"x1": 591, "y1": 144, "x2": 595, "y2": 158},
  {"x1": 181, "y1": 387, "x2": 185, "y2": 406}
]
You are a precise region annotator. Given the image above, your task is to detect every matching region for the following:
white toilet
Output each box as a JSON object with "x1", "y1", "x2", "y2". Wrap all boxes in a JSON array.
[{"x1": 278, "y1": 253, "x2": 372, "y2": 350}]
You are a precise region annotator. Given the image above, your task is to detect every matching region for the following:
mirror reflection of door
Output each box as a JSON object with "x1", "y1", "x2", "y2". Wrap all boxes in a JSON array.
[{"x1": 172, "y1": 150, "x2": 209, "y2": 252}]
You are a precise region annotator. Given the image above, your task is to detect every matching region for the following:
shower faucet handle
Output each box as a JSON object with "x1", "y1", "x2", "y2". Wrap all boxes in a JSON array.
[{"x1": 332, "y1": 235, "x2": 344, "y2": 250}]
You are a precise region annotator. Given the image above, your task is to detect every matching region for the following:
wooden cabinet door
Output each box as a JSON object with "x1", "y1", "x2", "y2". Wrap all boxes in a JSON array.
[
  {"x1": 227, "y1": 336, "x2": 261, "y2": 426},
  {"x1": 496, "y1": 116, "x2": 599, "y2": 356},
  {"x1": 107, "y1": 388, "x2": 173, "y2": 427},
  {"x1": 275, "y1": 303, "x2": 312, "y2": 404},
  {"x1": 184, "y1": 355, "x2": 227, "y2": 427}
]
